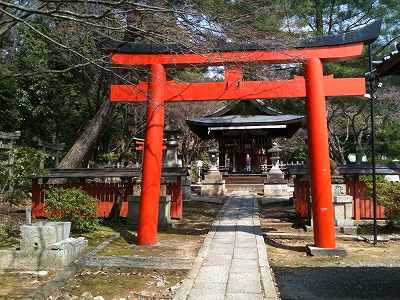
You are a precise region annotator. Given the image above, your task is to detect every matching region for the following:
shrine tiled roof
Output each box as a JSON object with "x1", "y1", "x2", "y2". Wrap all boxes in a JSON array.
[
  {"x1": 375, "y1": 45, "x2": 400, "y2": 77},
  {"x1": 186, "y1": 100, "x2": 305, "y2": 139},
  {"x1": 187, "y1": 114, "x2": 304, "y2": 126}
]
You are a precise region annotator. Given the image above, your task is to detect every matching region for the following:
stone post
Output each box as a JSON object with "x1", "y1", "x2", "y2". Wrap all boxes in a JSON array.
[{"x1": 331, "y1": 176, "x2": 355, "y2": 233}]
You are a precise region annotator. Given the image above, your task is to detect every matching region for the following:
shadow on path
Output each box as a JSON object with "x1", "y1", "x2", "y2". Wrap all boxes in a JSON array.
[{"x1": 274, "y1": 266, "x2": 400, "y2": 300}]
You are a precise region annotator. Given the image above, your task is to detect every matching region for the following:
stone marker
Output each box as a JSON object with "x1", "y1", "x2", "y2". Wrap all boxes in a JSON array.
[
  {"x1": 331, "y1": 176, "x2": 355, "y2": 233},
  {"x1": 0, "y1": 221, "x2": 87, "y2": 270},
  {"x1": 127, "y1": 195, "x2": 172, "y2": 228}
]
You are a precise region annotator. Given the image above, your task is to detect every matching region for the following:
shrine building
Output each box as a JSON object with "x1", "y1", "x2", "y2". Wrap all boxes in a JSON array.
[{"x1": 186, "y1": 100, "x2": 304, "y2": 173}]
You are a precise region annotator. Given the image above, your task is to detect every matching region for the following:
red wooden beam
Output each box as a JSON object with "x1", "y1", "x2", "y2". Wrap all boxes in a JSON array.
[
  {"x1": 224, "y1": 65, "x2": 243, "y2": 82},
  {"x1": 111, "y1": 43, "x2": 364, "y2": 66},
  {"x1": 133, "y1": 140, "x2": 166, "y2": 151},
  {"x1": 110, "y1": 76, "x2": 365, "y2": 103}
]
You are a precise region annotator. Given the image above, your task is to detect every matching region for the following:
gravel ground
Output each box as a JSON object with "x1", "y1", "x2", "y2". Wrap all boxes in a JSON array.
[{"x1": 274, "y1": 266, "x2": 400, "y2": 300}]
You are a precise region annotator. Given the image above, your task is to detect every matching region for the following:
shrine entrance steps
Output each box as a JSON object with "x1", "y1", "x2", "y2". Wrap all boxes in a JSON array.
[
  {"x1": 223, "y1": 174, "x2": 265, "y2": 194},
  {"x1": 173, "y1": 195, "x2": 278, "y2": 300}
]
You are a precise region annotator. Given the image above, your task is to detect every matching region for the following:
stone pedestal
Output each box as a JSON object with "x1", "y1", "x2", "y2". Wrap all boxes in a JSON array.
[
  {"x1": 266, "y1": 165, "x2": 285, "y2": 182},
  {"x1": 0, "y1": 221, "x2": 87, "y2": 270},
  {"x1": 133, "y1": 180, "x2": 167, "y2": 197},
  {"x1": 263, "y1": 183, "x2": 290, "y2": 197},
  {"x1": 332, "y1": 181, "x2": 354, "y2": 228},
  {"x1": 183, "y1": 175, "x2": 191, "y2": 201},
  {"x1": 201, "y1": 170, "x2": 225, "y2": 196},
  {"x1": 264, "y1": 166, "x2": 289, "y2": 197},
  {"x1": 127, "y1": 195, "x2": 172, "y2": 228},
  {"x1": 20, "y1": 221, "x2": 71, "y2": 250},
  {"x1": 305, "y1": 176, "x2": 356, "y2": 234}
]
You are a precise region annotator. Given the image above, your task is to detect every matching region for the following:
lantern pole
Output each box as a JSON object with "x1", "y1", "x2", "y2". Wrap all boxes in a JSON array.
[{"x1": 368, "y1": 43, "x2": 378, "y2": 245}]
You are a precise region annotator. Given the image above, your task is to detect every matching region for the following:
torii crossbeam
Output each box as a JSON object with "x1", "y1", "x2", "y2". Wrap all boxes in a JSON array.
[{"x1": 109, "y1": 20, "x2": 381, "y2": 250}]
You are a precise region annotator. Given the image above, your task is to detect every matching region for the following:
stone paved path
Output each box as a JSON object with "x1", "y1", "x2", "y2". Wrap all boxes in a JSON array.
[{"x1": 174, "y1": 196, "x2": 278, "y2": 300}]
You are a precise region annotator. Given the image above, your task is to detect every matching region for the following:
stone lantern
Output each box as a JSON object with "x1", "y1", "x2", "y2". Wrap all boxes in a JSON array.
[
  {"x1": 208, "y1": 148, "x2": 220, "y2": 171},
  {"x1": 263, "y1": 142, "x2": 288, "y2": 198},
  {"x1": 266, "y1": 142, "x2": 285, "y2": 183},
  {"x1": 200, "y1": 148, "x2": 225, "y2": 196},
  {"x1": 163, "y1": 126, "x2": 181, "y2": 168}
]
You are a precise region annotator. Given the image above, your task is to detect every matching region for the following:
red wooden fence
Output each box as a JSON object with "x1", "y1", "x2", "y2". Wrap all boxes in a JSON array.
[
  {"x1": 32, "y1": 178, "x2": 184, "y2": 220},
  {"x1": 345, "y1": 177, "x2": 386, "y2": 220},
  {"x1": 32, "y1": 179, "x2": 133, "y2": 218},
  {"x1": 293, "y1": 177, "x2": 310, "y2": 218},
  {"x1": 293, "y1": 176, "x2": 386, "y2": 220}
]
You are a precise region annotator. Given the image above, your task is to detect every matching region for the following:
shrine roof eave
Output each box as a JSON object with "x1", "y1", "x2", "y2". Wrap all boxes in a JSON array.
[
  {"x1": 186, "y1": 114, "x2": 305, "y2": 127},
  {"x1": 375, "y1": 49, "x2": 400, "y2": 77},
  {"x1": 288, "y1": 163, "x2": 400, "y2": 176},
  {"x1": 186, "y1": 115, "x2": 304, "y2": 140},
  {"x1": 105, "y1": 20, "x2": 381, "y2": 54}
]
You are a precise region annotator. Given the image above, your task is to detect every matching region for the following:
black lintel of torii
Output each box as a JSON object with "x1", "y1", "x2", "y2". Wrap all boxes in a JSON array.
[{"x1": 104, "y1": 19, "x2": 382, "y2": 54}]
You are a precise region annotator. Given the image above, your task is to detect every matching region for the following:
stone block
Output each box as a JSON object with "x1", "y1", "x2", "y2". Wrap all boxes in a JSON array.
[
  {"x1": 42, "y1": 237, "x2": 87, "y2": 269},
  {"x1": 332, "y1": 184, "x2": 346, "y2": 196},
  {"x1": 204, "y1": 170, "x2": 223, "y2": 182},
  {"x1": 227, "y1": 273, "x2": 262, "y2": 294},
  {"x1": 266, "y1": 171, "x2": 285, "y2": 184},
  {"x1": 133, "y1": 181, "x2": 167, "y2": 196},
  {"x1": 127, "y1": 195, "x2": 171, "y2": 227},
  {"x1": 195, "y1": 265, "x2": 229, "y2": 283},
  {"x1": 226, "y1": 293, "x2": 263, "y2": 300},
  {"x1": 0, "y1": 237, "x2": 87, "y2": 270},
  {"x1": 333, "y1": 200, "x2": 353, "y2": 226},
  {"x1": 200, "y1": 183, "x2": 225, "y2": 196},
  {"x1": 133, "y1": 181, "x2": 141, "y2": 196},
  {"x1": 233, "y1": 247, "x2": 258, "y2": 259},
  {"x1": 20, "y1": 221, "x2": 71, "y2": 251},
  {"x1": 306, "y1": 245, "x2": 347, "y2": 257},
  {"x1": 201, "y1": 169, "x2": 225, "y2": 196},
  {"x1": 203, "y1": 254, "x2": 232, "y2": 266},
  {"x1": 183, "y1": 176, "x2": 191, "y2": 201},
  {"x1": 334, "y1": 195, "x2": 352, "y2": 203},
  {"x1": 336, "y1": 226, "x2": 357, "y2": 235},
  {"x1": 263, "y1": 184, "x2": 290, "y2": 197}
]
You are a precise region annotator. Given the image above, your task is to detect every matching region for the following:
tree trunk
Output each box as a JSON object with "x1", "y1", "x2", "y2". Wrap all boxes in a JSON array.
[{"x1": 58, "y1": 101, "x2": 114, "y2": 168}]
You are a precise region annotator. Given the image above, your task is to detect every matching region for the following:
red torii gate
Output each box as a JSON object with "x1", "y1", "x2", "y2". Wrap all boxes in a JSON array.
[{"x1": 109, "y1": 21, "x2": 381, "y2": 249}]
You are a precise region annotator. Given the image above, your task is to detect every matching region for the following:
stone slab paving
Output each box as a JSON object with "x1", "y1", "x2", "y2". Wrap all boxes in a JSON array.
[{"x1": 174, "y1": 196, "x2": 279, "y2": 300}]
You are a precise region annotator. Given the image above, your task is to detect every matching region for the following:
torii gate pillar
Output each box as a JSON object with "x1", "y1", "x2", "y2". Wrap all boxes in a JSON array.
[
  {"x1": 137, "y1": 64, "x2": 166, "y2": 245},
  {"x1": 305, "y1": 58, "x2": 336, "y2": 248}
]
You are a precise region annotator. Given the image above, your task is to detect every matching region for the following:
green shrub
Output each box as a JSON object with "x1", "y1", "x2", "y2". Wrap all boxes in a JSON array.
[
  {"x1": 361, "y1": 176, "x2": 400, "y2": 224},
  {"x1": 0, "y1": 216, "x2": 19, "y2": 240},
  {"x1": 0, "y1": 216, "x2": 20, "y2": 248},
  {"x1": 45, "y1": 187, "x2": 99, "y2": 233},
  {"x1": 0, "y1": 146, "x2": 47, "y2": 204}
]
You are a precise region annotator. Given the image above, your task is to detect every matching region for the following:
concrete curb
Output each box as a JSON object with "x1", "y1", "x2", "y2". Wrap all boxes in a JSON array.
[
  {"x1": 30, "y1": 263, "x2": 80, "y2": 300},
  {"x1": 264, "y1": 232, "x2": 400, "y2": 242},
  {"x1": 88, "y1": 232, "x2": 120, "y2": 256},
  {"x1": 254, "y1": 199, "x2": 280, "y2": 300},
  {"x1": 82, "y1": 255, "x2": 193, "y2": 270},
  {"x1": 173, "y1": 199, "x2": 228, "y2": 300}
]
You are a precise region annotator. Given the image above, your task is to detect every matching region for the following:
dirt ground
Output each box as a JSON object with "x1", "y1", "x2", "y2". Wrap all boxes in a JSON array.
[
  {"x1": 0, "y1": 271, "x2": 56, "y2": 299},
  {"x1": 95, "y1": 201, "x2": 222, "y2": 258},
  {"x1": 0, "y1": 203, "x2": 26, "y2": 249},
  {"x1": 54, "y1": 268, "x2": 186, "y2": 300},
  {"x1": 259, "y1": 202, "x2": 400, "y2": 300}
]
